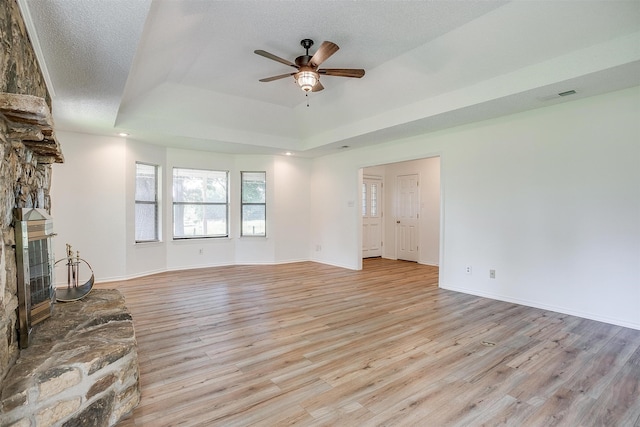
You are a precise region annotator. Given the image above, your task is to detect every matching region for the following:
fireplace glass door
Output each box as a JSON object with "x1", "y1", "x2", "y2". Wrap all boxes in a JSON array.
[{"x1": 27, "y1": 237, "x2": 53, "y2": 324}]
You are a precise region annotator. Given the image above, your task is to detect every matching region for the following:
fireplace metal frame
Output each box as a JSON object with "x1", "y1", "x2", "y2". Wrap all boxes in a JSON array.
[{"x1": 14, "y1": 208, "x2": 56, "y2": 348}]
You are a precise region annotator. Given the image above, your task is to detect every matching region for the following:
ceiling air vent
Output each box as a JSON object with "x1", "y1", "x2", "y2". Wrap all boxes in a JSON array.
[{"x1": 558, "y1": 90, "x2": 577, "y2": 97}]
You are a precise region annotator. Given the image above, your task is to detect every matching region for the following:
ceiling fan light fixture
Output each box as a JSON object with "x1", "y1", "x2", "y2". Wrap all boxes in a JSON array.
[{"x1": 295, "y1": 70, "x2": 319, "y2": 92}]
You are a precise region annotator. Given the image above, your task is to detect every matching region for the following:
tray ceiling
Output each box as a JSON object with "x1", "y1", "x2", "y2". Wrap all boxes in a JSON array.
[{"x1": 19, "y1": 0, "x2": 640, "y2": 157}]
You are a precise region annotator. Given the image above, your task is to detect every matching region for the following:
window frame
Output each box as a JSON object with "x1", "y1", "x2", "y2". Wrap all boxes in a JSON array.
[
  {"x1": 172, "y1": 167, "x2": 229, "y2": 239},
  {"x1": 240, "y1": 171, "x2": 266, "y2": 237},
  {"x1": 134, "y1": 162, "x2": 160, "y2": 243}
]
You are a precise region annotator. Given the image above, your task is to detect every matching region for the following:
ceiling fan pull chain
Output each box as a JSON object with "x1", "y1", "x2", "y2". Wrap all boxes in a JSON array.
[{"x1": 306, "y1": 92, "x2": 309, "y2": 107}]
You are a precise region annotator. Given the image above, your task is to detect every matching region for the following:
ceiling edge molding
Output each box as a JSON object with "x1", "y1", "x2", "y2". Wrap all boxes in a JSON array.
[{"x1": 16, "y1": 0, "x2": 56, "y2": 97}]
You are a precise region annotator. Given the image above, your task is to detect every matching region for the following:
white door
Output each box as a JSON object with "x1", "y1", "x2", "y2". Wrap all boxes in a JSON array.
[
  {"x1": 362, "y1": 177, "x2": 382, "y2": 258},
  {"x1": 396, "y1": 174, "x2": 419, "y2": 262}
]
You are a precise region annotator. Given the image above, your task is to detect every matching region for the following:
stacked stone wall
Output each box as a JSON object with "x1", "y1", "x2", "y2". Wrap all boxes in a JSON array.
[
  {"x1": 1, "y1": 0, "x2": 53, "y2": 384},
  {"x1": 0, "y1": 0, "x2": 50, "y2": 103}
]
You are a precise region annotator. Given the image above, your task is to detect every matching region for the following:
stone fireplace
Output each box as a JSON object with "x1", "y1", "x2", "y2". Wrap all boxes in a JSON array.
[
  {"x1": 1, "y1": 0, "x2": 56, "y2": 385},
  {"x1": 1, "y1": 2, "x2": 140, "y2": 426},
  {"x1": 0, "y1": 89, "x2": 63, "y2": 382}
]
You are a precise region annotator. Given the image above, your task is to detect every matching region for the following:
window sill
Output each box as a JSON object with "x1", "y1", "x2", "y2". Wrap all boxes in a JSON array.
[
  {"x1": 172, "y1": 236, "x2": 232, "y2": 244},
  {"x1": 134, "y1": 240, "x2": 162, "y2": 246}
]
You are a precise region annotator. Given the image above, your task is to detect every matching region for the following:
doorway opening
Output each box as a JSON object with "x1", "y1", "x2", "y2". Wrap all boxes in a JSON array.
[{"x1": 360, "y1": 156, "x2": 441, "y2": 269}]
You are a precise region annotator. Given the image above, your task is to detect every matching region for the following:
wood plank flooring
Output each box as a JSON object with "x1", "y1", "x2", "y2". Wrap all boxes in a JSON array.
[{"x1": 101, "y1": 258, "x2": 640, "y2": 426}]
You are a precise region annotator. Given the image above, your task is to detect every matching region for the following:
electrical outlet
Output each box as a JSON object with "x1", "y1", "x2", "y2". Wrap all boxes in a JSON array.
[
  {"x1": 490, "y1": 269, "x2": 496, "y2": 279},
  {"x1": 315, "y1": 245, "x2": 322, "y2": 252},
  {"x1": 465, "y1": 266, "x2": 472, "y2": 275},
  {"x1": 198, "y1": 248, "x2": 203, "y2": 255}
]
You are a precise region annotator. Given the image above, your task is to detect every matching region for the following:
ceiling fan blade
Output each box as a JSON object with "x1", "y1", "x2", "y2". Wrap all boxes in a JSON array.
[
  {"x1": 259, "y1": 73, "x2": 295, "y2": 82},
  {"x1": 254, "y1": 50, "x2": 298, "y2": 69},
  {"x1": 318, "y1": 68, "x2": 365, "y2": 78},
  {"x1": 311, "y1": 81, "x2": 324, "y2": 92},
  {"x1": 309, "y1": 41, "x2": 339, "y2": 68}
]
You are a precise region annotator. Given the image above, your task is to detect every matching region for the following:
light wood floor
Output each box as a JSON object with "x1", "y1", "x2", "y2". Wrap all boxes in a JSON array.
[{"x1": 102, "y1": 258, "x2": 640, "y2": 426}]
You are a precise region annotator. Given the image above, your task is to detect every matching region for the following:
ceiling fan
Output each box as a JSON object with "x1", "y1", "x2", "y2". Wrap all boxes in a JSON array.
[{"x1": 255, "y1": 39, "x2": 365, "y2": 92}]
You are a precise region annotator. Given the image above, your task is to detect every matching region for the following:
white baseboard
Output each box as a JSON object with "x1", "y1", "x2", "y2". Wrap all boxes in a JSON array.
[
  {"x1": 97, "y1": 258, "x2": 316, "y2": 283},
  {"x1": 441, "y1": 283, "x2": 640, "y2": 331}
]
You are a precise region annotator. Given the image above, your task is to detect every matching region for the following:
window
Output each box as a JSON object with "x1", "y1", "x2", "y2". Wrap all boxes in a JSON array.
[
  {"x1": 362, "y1": 181, "x2": 378, "y2": 217},
  {"x1": 173, "y1": 168, "x2": 228, "y2": 238},
  {"x1": 135, "y1": 163, "x2": 159, "y2": 242},
  {"x1": 241, "y1": 171, "x2": 266, "y2": 236},
  {"x1": 362, "y1": 183, "x2": 367, "y2": 217},
  {"x1": 370, "y1": 183, "x2": 378, "y2": 217}
]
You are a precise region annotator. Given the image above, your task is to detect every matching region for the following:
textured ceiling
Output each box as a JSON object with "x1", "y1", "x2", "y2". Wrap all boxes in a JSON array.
[{"x1": 19, "y1": 0, "x2": 640, "y2": 157}]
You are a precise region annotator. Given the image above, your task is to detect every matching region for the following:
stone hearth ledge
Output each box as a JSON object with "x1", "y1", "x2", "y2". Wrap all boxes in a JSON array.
[{"x1": 0, "y1": 290, "x2": 140, "y2": 427}]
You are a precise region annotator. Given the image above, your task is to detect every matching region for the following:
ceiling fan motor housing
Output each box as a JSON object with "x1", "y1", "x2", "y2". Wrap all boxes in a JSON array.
[{"x1": 295, "y1": 55, "x2": 312, "y2": 67}]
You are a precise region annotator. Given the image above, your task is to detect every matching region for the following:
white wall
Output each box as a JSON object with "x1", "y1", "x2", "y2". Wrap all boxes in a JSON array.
[
  {"x1": 419, "y1": 158, "x2": 440, "y2": 266},
  {"x1": 50, "y1": 133, "x2": 127, "y2": 280},
  {"x1": 309, "y1": 155, "x2": 361, "y2": 269},
  {"x1": 440, "y1": 89, "x2": 640, "y2": 329},
  {"x1": 310, "y1": 86, "x2": 640, "y2": 329},
  {"x1": 273, "y1": 156, "x2": 312, "y2": 263},
  {"x1": 51, "y1": 138, "x2": 311, "y2": 281}
]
